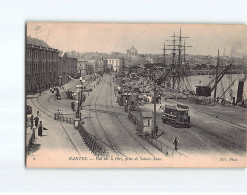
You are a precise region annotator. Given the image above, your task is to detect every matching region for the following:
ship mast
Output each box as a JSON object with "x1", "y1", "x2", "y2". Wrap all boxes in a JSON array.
[{"x1": 164, "y1": 28, "x2": 192, "y2": 90}]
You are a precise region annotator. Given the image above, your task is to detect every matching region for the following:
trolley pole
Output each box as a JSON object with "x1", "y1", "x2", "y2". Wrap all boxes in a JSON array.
[
  {"x1": 153, "y1": 73, "x2": 157, "y2": 138},
  {"x1": 214, "y1": 49, "x2": 220, "y2": 101}
]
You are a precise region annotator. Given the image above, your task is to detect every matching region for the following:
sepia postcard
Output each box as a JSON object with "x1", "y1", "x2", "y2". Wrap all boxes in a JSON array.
[{"x1": 25, "y1": 22, "x2": 247, "y2": 168}]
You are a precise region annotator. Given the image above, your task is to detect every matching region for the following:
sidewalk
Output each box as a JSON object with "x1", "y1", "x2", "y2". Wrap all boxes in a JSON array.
[{"x1": 26, "y1": 78, "x2": 95, "y2": 164}]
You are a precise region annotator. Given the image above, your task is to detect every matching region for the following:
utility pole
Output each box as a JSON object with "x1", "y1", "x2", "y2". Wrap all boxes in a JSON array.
[
  {"x1": 153, "y1": 73, "x2": 157, "y2": 138},
  {"x1": 214, "y1": 49, "x2": 220, "y2": 100},
  {"x1": 76, "y1": 77, "x2": 83, "y2": 119}
]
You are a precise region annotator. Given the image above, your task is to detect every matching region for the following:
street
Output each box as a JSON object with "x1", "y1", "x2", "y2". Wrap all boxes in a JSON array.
[{"x1": 26, "y1": 73, "x2": 247, "y2": 166}]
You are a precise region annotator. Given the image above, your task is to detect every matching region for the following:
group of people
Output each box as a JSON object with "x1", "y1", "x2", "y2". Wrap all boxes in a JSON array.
[
  {"x1": 30, "y1": 110, "x2": 44, "y2": 138},
  {"x1": 57, "y1": 109, "x2": 63, "y2": 116}
]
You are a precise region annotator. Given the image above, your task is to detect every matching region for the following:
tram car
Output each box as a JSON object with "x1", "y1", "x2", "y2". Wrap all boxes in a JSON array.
[
  {"x1": 118, "y1": 93, "x2": 133, "y2": 106},
  {"x1": 161, "y1": 104, "x2": 190, "y2": 128},
  {"x1": 124, "y1": 93, "x2": 139, "y2": 111},
  {"x1": 128, "y1": 111, "x2": 155, "y2": 139}
]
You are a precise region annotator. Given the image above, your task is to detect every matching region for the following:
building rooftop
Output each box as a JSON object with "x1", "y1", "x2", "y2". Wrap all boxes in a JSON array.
[
  {"x1": 106, "y1": 54, "x2": 124, "y2": 59},
  {"x1": 26, "y1": 36, "x2": 53, "y2": 49}
]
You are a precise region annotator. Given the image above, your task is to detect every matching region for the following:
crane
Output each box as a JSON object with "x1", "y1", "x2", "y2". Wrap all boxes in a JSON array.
[{"x1": 151, "y1": 64, "x2": 175, "y2": 137}]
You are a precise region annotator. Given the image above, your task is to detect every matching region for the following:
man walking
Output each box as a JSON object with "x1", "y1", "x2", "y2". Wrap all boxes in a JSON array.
[
  {"x1": 173, "y1": 137, "x2": 179, "y2": 151},
  {"x1": 34, "y1": 116, "x2": 39, "y2": 128}
]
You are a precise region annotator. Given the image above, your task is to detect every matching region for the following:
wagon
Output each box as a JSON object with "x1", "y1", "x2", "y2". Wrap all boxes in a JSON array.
[
  {"x1": 66, "y1": 91, "x2": 76, "y2": 100},
  {"x1": 161, "y1": 104, "x2": 190, "y2": 128},
  {"x1": 128, "y1": 111, "x2": 155, "y2": 139}
]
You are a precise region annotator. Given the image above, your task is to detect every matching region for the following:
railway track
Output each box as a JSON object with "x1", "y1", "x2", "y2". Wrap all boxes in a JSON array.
[
  {"x1": 71, "y1": 75, "x2": 126, "y2": 157},
  {"x1": 29, "y1": 91, "x2": 80, "y2": 156},
  {"x1": 106, "y1": 77, "x2": 156, "y2": 158},
  {"x1": 90, "y1": 76, "x2": 126, "y2": 157}
]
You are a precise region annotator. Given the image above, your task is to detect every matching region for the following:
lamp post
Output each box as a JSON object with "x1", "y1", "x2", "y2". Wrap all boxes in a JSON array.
[
  {"x1": 76, "y1": 77, "x2": 83, "y2": 119},
  {"x1": 153, "y1": 73, "x2": 158, "y2": 138},
  {"x1": 74, "y1": 76, "x2": 85, "y2": 128}
]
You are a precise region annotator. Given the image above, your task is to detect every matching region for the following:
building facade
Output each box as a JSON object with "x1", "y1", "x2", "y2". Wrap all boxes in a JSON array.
[
  {"x1": 106, "y1": 55, "x2": 124, "y2": 72},
  {"x1": 77, "y1": 59, "x2": 87, "y2": 75},
  {"x1": 26, "y1": 36, "x2": 59, "y2": 93},
  {"x1": 58, "y1": 52, "x2": 78, "y2": 84}
]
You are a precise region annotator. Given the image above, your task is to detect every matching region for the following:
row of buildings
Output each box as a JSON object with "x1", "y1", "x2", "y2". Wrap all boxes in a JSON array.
[
  {"x1": 26, "y1": 36, "x2": 245, "y2": 93},
  {"x1": 26, "y1": 36, "x2": 77, "y2": 93}
]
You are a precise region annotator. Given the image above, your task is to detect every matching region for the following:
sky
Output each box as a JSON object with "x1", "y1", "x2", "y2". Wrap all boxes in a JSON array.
[{"x1": 26, "y1": 22, "x2": 247, "y2": 57}]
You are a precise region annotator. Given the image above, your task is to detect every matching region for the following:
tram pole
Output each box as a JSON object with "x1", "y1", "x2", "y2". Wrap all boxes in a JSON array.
[
  {"x1": 153, "y1": 73, "x2": 157, "y2": 138},
  {"x1": 214, "y1": 49, "x2": 220, "y2": 100}
]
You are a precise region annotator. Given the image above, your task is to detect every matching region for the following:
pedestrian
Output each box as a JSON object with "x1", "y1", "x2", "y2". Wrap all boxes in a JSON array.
[
  {"x1": 34, "y1": 115, "x2": 39, "y2": 128},
  {"x1": 71, "y1": 102, "x2": 75, "y2": 112},
  {"x1": 39, "y1": 89, "x2": 41, "y2": 95},
  {"x1": 38, "y1": 121, "x2": 43, "y2": 136},
  {"x1": 173, "y1": 137, "x2": 179, "y2": 151},
  {"x1": 37, "y1": 108, "x2": 39, "y2": 116},
  {"x1": 57, "y1": 109, "x2": 60, "y2": 119},
  {"x1": 159, "y1": 105, "x2": 163, "y2": 110},
  {"x1": 30, "y1": 115, "x2": 34, "y2": 129}
]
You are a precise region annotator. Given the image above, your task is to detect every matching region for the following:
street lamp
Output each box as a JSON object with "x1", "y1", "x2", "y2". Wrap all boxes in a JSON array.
[
  {"x1": 76, "y1": 76, "x2": 85, "y2": 120},
  {"x1": 153, "y1": 73, "x2": 158, "y2": 139}
]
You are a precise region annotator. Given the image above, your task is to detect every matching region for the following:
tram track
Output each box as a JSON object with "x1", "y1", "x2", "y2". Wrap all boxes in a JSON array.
[
  {"x1": 106, "y1": 77, "x2": 156, "y2": 158},
  {"x1": 29, "y1": 91, "x2": 80, "y2": 156},
  {"x1": 74, "y1": 75, "x2": 125, "y2": 157},
  {"x1": 92, "y1": 76, "x2": 126, "y2": 157}
]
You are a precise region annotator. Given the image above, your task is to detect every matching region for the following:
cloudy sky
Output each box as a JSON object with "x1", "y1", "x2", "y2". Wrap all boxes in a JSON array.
[{"x1": 27, "y1": 22, "x2": 247, "y2": 57}]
